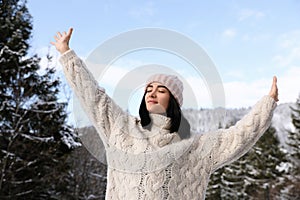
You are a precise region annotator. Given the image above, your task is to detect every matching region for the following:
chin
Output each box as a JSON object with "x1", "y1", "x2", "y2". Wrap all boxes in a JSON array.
[{"x1": 147, "y1": 104, "x2": 166, "y2": 114}]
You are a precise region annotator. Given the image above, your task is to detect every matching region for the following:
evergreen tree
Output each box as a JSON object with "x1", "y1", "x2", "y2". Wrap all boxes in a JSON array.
[
  {"x1": 206, "y1": 125, "x2": 288, "y2": 200},
  {"x1": 288, "y1": 95, "x2": 300, "y2": 170},
  {"x1": 221, "y1": 158, "x2": 248, "y2": 199},
  {"x1": 206, "y1": 166, "x2": 225, "y2": 200},
  {"x1": 285, "y1": 95, "x2": 300, "y2": 198},
  {"x1": 0, "y1": 0, "x2": 79, "y2": 199},
  {"x1": 243, "y1": 126, "x2": 287, "y2": 199}
]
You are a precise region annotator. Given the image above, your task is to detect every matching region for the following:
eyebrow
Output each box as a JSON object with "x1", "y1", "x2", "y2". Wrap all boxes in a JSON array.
[{"x1": 146, "y1": 84, "x2": 167, "y2": 89}]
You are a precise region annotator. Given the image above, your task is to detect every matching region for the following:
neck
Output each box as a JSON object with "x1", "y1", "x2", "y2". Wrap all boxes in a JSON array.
[{"x1": 145, "y1": 113, "x2": 181, "y2": 147}]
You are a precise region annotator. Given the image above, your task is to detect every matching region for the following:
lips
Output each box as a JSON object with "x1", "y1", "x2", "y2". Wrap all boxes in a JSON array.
[{"x1": 147, "y1": 100, "x2": 158, "y2": 104}]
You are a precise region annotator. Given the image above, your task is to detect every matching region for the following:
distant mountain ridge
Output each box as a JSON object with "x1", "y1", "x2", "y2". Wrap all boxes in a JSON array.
[{"x1": 183, "y1": 102, "x2": 295, "y2": 148}]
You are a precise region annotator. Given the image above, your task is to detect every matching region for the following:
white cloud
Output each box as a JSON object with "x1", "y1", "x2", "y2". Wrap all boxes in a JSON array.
[
  {"x1": 273, "y1": 48, "x2": 300, "y2": 67},
  {"x1": 34, "y1": 46, "x2": 62, "y2": 72},
  {"x1": 224, "y1": 79, "x2": 269, "y2": 108},
  {"x1": 278, "y1": 30, "x2": 300, "y2": 48},
  {"x1": 223, "y1": 66, "x2": 300, "y2": 108},
  {"x1": 99, "y1": 64, "x2": 131, "y2": 90},
  {"x1": 128, "y1": 1, "x2": 155, "y2": 18},
  {"x1": 222, "y1": 28, "x2": 237, "y2": 39},
  {"x1": 224, "y1": 70, "x2": 246, "y2": 80},
  {"x1": 238, "y1": 9, "x2": 265, "y2": 21},
  {"x1": 277, "y1": 66, "x2": 300, "y2": 103},
  {"x1": 272, "y1": 30, "x2": 300, "y2": 67},
  {"x1": 184, "y1": 76, "x2": 211, "y2": 108},
  {"x1": 241, "y1": 33, "x2": 271, "y2": 42},
  {"x1": 95, "y1": 57, "x2": 148, "y2": 91}
]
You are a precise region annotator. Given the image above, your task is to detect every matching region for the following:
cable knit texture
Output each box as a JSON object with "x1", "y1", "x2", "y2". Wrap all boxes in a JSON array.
[{"x1": 59, "y1": 50, "x2": 277, "y2": 200}]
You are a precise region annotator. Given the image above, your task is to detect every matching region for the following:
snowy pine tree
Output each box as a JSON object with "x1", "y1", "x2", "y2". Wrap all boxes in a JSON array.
[
  {"x1": 206, "y1": 166, "x2": 225, "y2": 199},
  {"x1": 243, "y1": 126, "x2": 287, "y2": 199},
  {"x1": 221, "y1": 158, "x2": 248, "y2": 199},
  {"x1": 0, "y1": 0, "x2": 80, "y2": 198},
  {"x1": 206, "y1": 125, "x2": 287, "y2": 199},
  {"x1": 288, "y1": 95, "x2": 300, "y2": 171},
  {"x1": 285, "y1": 95, "x2": 300, "y2": 198}
]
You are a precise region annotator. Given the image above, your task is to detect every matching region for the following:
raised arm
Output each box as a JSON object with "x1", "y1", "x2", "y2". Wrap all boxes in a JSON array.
[
  {"x1": 51, "y1": 28, "x2": 125, "y2": 142},
  {"x1": 203, "y1": 77, "x2": 278, "y2": 172}
]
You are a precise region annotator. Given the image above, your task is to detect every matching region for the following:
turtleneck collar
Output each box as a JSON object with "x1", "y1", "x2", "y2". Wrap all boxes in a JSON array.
[
  {"x1": 144, "y1": 113, "x2": 181, "y2": 147},
  {"x1": 148, "y1": 113, "x2": 171, "y2": 131}
]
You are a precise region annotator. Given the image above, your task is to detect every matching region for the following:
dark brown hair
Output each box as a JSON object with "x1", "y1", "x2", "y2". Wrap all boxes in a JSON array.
[{"x1": 139, "y1": 91, "x2": 191, "y2": 139}]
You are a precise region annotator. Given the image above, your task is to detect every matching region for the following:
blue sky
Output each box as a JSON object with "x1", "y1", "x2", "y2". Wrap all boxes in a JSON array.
[{"x1": 27, "y1": 0, "x2": 300, "y2": 116}]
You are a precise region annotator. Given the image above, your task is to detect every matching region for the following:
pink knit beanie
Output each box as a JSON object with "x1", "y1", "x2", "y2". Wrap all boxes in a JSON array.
[{"x1": 146, "y1": 74, "x2": 184, "y2": 106}]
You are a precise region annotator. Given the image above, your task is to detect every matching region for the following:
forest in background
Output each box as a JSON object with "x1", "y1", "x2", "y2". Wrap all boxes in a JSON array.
[{"x1": 0, "y1": 0, "x2": 299, "y2": 199}]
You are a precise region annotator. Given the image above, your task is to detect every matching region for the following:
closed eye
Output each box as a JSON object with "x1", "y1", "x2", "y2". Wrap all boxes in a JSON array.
[{"x1": 146, "y1": 85, "x2": 168, "y2": 93}]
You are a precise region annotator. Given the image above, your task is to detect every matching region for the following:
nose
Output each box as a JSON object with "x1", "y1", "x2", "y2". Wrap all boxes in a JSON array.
[
  {"x1": 148, "y1": 88, "x2": 157, "y2": 97},
  {"x1": 149, "y1": 90, "x2": 157, "y2": 97}
]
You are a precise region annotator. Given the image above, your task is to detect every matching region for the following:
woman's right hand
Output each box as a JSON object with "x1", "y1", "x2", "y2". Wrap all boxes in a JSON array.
[
  {"x1": 50, "y1": 28, "x2": 73, "y2": 54},
  {"x1": 269, "y1": 76, "x2": 279, "y2": 102}
]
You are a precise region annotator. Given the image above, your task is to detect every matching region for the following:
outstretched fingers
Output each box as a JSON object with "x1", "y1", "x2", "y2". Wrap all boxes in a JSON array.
[
  {"x1": 57, "y1": 31, "x2": 63, "y2": 38},
  {"x1": 273, "y1": 76, "x2": 277, "y2": 86},
  {"x1": 270, "y1": 76, "x2": 279, "y2": 102},
  {"x1": 54, "y1": 35, "x2": 59, "y2": 42},
  {"x1": 67, "y1": 28, "x2": 73, "y2": 37},
  {"x1": 52, "y1": 28, "x2": 73, "y2": 42},
  {"x1": 50, "y1": 28, "x2": 73, "y2": 54}
]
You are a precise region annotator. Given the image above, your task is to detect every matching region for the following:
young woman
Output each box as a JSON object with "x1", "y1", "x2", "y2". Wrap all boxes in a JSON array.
[{"x1": 51, "y1": 28, "x2": 278, "y2": 200}]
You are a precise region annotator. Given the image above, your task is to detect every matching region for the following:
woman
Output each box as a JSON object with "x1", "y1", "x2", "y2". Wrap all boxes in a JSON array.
[{"x1": 51, "y1": 28, "x2": 278, "y2": 200}]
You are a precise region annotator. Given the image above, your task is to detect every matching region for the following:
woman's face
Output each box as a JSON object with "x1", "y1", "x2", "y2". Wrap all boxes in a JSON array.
[{"x1": 145, "y1": 82, "x2": 170, "y2": 113}]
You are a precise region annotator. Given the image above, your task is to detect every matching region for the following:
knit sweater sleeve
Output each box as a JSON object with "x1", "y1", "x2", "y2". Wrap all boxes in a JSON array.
[
  {"x1": 59, "y1": 50, "x2": 125, "y2": 143},
  {"x1": 207, "y1": 95, "x2": 277, "y2": 172}
]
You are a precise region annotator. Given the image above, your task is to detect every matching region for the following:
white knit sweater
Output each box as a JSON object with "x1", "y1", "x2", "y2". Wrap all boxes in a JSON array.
[{"x1": 60, "y1": 50, "x2": 277, "y2": 200}]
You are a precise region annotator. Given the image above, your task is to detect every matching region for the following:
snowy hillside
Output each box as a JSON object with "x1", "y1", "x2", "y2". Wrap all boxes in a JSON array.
[
  {"x1": 183, "y1": 102, "x2": 295, "y2": 147},
  {"x1": 272, "y1": 102, "x2": 295, "y2": 147},
  {"x1": 183, "y1": 107, "x2": 249, "y2": 133}
]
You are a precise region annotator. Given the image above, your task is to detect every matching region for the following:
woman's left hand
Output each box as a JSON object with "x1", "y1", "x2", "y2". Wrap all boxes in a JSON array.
[{"x1": 269, "y1": 76, "x2": 279, "y2": 102}]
